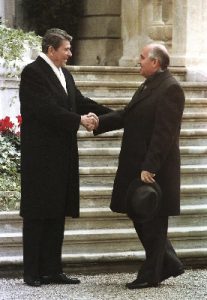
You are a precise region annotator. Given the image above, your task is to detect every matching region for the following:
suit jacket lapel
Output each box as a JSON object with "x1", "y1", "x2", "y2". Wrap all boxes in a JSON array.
[
  {"x1": 63, "y1": 68, "x2": 77, "y2": 112},
  {"x1": 125, "y1": 87, "x2": 151, "y2": 111},
  {"x1": 36, "y1": 56, "x2": 68, "y2": 97},
  {"x1": 125, "y1": 70, "x2": 172, "y2": 112}
]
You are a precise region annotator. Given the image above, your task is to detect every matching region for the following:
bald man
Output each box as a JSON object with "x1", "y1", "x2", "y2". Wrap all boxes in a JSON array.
[{"x1": 95, "y1": 44, "x2": 185, "y2": 289}]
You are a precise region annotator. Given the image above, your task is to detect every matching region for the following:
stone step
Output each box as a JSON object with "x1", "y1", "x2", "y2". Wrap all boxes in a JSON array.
[
  {"x1": 1, "y1": 66, "x2": 186, "y2": 86},
  {"x1": 180, "y1": 129, "x2": 207, "y2": 146},
  {"x1": 0, "y1": 204, "x2": 207, "y2": 233},
  {"x1": 79, "y1": 147, "x2": 119, "y2": 167},
  {"x1": 181, "y1": 146, "x2": 207, "y2": 165},
  {"x1": 1, "y1": 247, "x2": 207, "y2": 269},
  {"x1": 80, "y1": 111, "x2": 207, "y2": 129},
  {"x1": 2, "y1": 184, "x2": 206, "y2": 211},
  {"x1": 79, "y1": 165, "x2": 207, "y2": 186},
  {"x1": 182, "y1": 98, "x2": 207, "y2": 113},
  {"x1": 78, "y1": 130, "x2": 122, "y2": 148},
  {"x1": 77, "y1": 129, "x2": 207, "y2": 147},
  {"x1": 75, "y1": 80, "x2": 207, "y2": 98},
  {"x1": 2, "y1": 193, "x2": 207, "y2": 217},
  {"x1": 79, "y1": 184, "x2": 207, "y2": 208},
  {"x1": 181, "y1": 165, "x2": 207, "y2": 184},
  {"x1": 68, "y1": 66, "x2": 186, "y2": 82},
  {"x1": 181, "y1": 112, "x2": 207, "y2": 129},
  {"x1": 92, "y1": 97, "x2": 207, "y2": 112},
  {"x1": 78, "y1": 146, "x2": 207, "y2": 167},
  {"x1": 0, "y1": 225, "x2": 206, "y2": 257}
]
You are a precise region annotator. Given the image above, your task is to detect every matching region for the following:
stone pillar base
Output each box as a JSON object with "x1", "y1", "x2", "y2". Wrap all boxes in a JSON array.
[{"x1": 170, "y1": 56, "x2": 186, "y2": 67}]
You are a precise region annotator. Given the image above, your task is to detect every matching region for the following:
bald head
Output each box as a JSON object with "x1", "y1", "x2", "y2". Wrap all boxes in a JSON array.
[
  {"x1": 139, "y1": 43, "x2": 170, "y2": 78},
  {"x1": 147, "y1": 43, "x2": 170, "y2": 70}
]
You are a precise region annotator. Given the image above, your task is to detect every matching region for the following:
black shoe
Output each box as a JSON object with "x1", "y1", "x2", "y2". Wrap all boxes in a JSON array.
[
  {"x1": 24, "y1": 275, "x2": 41, "y2": 287},
  {"x1": 126, "y1": 278, "x2": 159, "y2": 290},
  {"x1": 41, "y1": 273, "x2": 80, "y2": 285},
  {"x1": 161, "y1": 268, "x2": 184, "y2": 282}
]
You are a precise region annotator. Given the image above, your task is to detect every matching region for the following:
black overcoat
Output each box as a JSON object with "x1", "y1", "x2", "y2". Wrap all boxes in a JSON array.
[
  {"x1": 19, "y1": 56, "x2": 111, "y2": 219},
  {"x1": 96, "y1": 70, "x2": 185, "y2": 216}
]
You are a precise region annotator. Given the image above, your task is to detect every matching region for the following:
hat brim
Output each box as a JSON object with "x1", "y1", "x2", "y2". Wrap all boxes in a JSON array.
[{"x1": 126, "y1": 178, "x2": 162, "y2": 223}]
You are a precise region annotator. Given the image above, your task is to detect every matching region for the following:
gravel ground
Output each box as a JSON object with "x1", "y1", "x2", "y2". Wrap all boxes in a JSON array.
[{"x1": 0, "y1": 269, "x2": 206, "y2": 300}]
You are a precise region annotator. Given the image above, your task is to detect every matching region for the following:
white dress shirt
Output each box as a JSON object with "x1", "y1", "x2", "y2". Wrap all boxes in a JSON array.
[{"x1": 39, "y1": 52, "x2": 68, "y2": 94}]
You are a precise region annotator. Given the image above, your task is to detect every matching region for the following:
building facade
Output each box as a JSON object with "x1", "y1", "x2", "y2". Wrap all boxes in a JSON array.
[{"x1": 1, "y1": 0, "x2": 207, "y2": 80}]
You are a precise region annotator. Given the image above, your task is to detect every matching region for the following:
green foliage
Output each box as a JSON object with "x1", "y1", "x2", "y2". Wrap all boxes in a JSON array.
[
  {"x1": 0, "y1": 117, "x2": 21, "y2": 211},
  {"x1": 22, "y1": 0, "x2": 82, "y2": 37},
  {"x1": 0, "y1": 181, "x2": 20, "y2": 211},
  {"x1": 0, "y1": 24, "x2": 41, "y2": 76},
  {"x1": 0, "y1": 135, "x2": 21, "y2": 211},
  {"x1": 0, "y1": 134, "x2": 20, "y2": 176},
  {"x1": 0, "y1": 25, "x2": 41, "y2": 63}
]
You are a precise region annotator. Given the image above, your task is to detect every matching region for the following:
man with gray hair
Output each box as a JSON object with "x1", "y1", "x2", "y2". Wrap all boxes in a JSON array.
[
  {"x1": 95, "y1": 43, "x2": 185, "y2": 288},
  {"x1": 20, "y1": 28, "x2": 110, "y2": 287}
]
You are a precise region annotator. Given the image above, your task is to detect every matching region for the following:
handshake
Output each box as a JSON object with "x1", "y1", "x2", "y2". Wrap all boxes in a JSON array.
[{"x1": 80, "y1": 112, "x2": 99, "y2": 132}]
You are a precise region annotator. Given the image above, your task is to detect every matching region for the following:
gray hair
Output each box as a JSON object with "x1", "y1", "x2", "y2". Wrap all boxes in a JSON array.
[
  {"x1": 148, "y1": 44, "x2": 170, "y2": 70},
  {"x1": 42, "y1": 28, "x2": 72, "y2": 53}
]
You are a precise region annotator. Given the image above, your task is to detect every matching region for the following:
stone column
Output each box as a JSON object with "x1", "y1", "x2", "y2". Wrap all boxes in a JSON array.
[
  {"x1": 4, "y1": 0, "x2": 15, "y2": 27},
  {"x1": 119, "y1": 0, "x2": 153, "y2": 67},
  {"x1": 171, "y1": 0, "x2": 207, "y2": 80},
  {"x1": 14, "y1": 0, "x2": 25, "y2": 29},
  {"x1": 0, "y1": 0, "x2": 5, "y2": 23},
  {"x1": 74, "y1": 0, "x2": 122, "y2": 66},
  {"x1": 148, "y1": 0, "x2": 172, "y2": 50},
  {"x1": 119, "y1": 0, "x2": 139, "y2": 66}
]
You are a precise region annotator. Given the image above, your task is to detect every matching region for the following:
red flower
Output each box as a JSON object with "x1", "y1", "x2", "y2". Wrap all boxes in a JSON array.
[
  {"x1": 16, "y1": 115, "x2": 22, "y2": 127},
  {"x1": 0, "y1": 116, "x2": 14, "y2": 133}
]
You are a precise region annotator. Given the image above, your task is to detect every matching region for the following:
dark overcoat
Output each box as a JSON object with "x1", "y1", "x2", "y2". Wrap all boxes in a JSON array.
[
  {"x1": 19, "y1": 56, "x2": 111, "y2": 219},
  {"x1": 96, "y1": 70, "x2": 185, "y2": 216}
]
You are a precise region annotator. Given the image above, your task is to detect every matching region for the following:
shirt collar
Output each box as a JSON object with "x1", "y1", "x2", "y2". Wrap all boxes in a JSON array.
[
  {"x1": 39, "y1": 52, "x2": 67, "y2": 94},
  {"x1": 39, "y1": 52, "x2": 61, "y2": 73},
  {"x1": 144, "y1": 69, "x2": 167, "y2": 84}
]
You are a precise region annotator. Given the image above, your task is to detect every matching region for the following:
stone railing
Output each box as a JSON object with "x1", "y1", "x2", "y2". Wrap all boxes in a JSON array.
[{"x1": 148, "y1": 0, "x2": 173, "y2": 50}]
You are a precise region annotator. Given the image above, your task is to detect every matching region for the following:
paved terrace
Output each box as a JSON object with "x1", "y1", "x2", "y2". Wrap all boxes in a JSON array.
[{"x1": 0, "y1": 269, "x2": 206, "y2": 300}]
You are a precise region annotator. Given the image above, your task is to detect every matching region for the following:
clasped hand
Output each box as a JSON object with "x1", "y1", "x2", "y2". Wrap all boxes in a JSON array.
[{"x1": 81, "y1": 112, "x2": 99, "y2": 131}]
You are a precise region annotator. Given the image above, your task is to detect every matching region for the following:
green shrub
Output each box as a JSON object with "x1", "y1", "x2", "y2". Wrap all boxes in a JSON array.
[
  {"x1": 0, "y1": 25, "x2": 41, "y2": 62},
  {"x1": 0, "y1": 24, "x2": 41, "y2": 75},
  {"x1": 0, "y1": 116, "x2": 21, "y2": 211}
]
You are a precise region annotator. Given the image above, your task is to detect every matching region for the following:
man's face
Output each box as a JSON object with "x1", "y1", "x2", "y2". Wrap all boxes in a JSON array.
[
  {"x1": 139, "y1": 46, "x2": 158, "y2": 78},
  {"x1": 49, "y1": 40, "x2": 72, "y2": 67}
]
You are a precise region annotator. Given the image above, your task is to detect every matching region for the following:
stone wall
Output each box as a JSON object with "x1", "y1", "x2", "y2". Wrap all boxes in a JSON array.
[{"x1": 73, "y1": 0, "x2": 122, "y2": 66}]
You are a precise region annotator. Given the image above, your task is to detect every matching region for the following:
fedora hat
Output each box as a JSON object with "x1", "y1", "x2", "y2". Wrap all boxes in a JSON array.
[{"x1": 126, "y1": 178, "x2": 162, "y2": 223}]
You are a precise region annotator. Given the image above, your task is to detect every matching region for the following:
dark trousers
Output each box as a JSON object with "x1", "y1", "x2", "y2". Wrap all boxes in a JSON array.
[
  {"x1": 23, "y1": 217, "x2": 65, "y2": 278},
  {"x1": 133, "y1": 216, "x2": 183, "y2": 283}
]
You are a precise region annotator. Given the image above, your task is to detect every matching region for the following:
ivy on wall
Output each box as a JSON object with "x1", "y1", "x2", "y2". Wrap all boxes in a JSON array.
[{"x1": 0, "y1": 24, "x2": 41, "y2": 75}]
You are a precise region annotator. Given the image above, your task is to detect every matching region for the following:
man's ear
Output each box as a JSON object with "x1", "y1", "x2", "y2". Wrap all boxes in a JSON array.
[
  {"x1": 152, "y1": 58, "x2": 157, "y2": 66},
  {"x1": 153, "y1": 58, "x2": 160, "y2": 69},
  {"x1": 47, "y1": 45, "x2": 54, "y2": 56}
]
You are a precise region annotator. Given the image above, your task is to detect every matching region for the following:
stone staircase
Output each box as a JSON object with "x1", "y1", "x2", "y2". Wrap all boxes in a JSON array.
[{"x1": 1, "y1": 66, "x2": 207, "y2": 273}]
